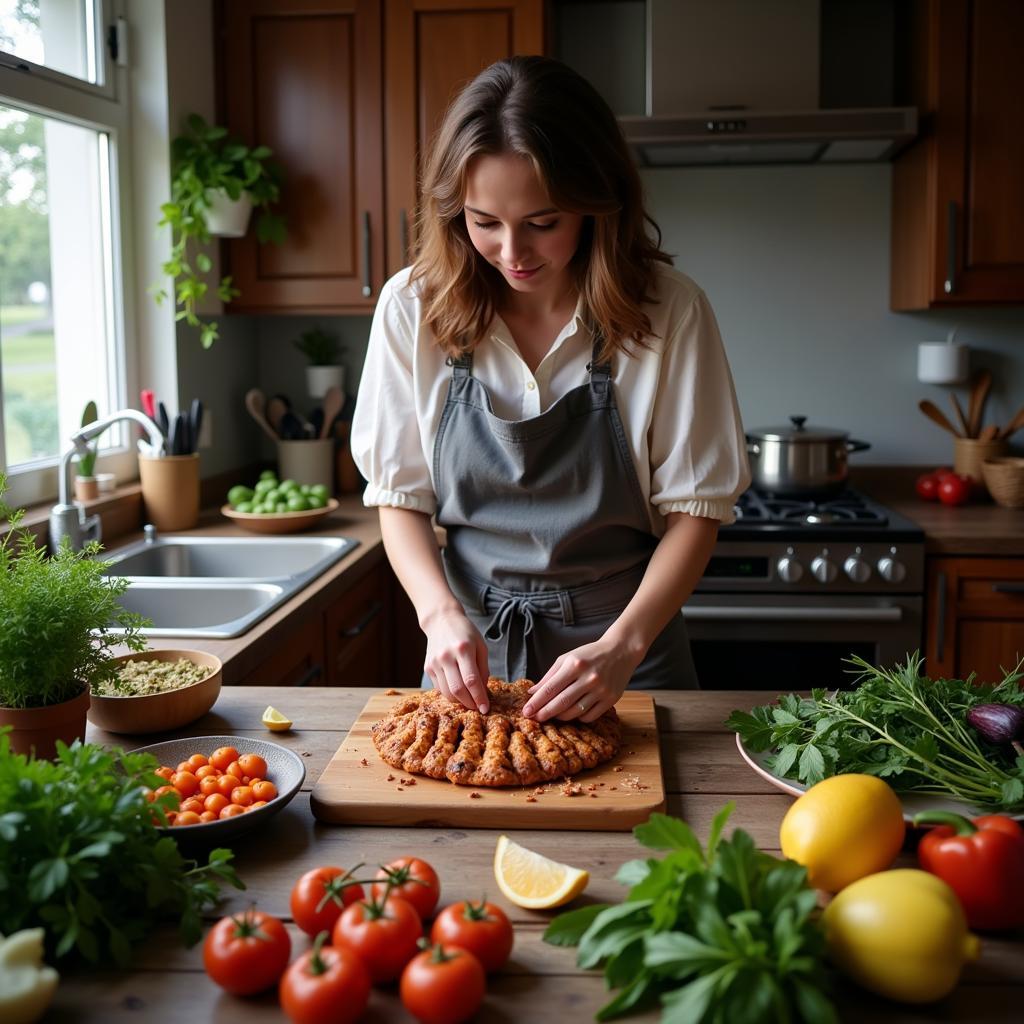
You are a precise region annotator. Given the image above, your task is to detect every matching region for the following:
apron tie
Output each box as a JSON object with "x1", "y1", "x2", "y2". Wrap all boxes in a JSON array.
[{"x1": 483, "y1": 590, "x2": 569, "y2": 682}]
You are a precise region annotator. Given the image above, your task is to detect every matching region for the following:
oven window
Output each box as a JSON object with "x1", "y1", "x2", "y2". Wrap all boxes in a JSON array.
[{"x1": 691, "y1": 641, "x2": 877, "y2": 691}]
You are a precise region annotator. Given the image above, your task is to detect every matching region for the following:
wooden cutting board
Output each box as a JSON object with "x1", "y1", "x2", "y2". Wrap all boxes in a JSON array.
[{"x1": 310, "y1": 690, "x2": 665, "y2": 831}]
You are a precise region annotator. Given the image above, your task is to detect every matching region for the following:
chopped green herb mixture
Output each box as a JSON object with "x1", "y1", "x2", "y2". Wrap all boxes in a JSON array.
[
  {"x1": 727, "y1": 654, "x2": 1024, "y2": 813},
  {"x1": 93, "y1": 657, "x2": 212, "y2": 697}
]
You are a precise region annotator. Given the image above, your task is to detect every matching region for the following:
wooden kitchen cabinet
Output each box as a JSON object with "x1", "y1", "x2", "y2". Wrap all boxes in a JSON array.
[
  {"x1": 236, "y1": 614, "x2": 326, "y2": 686},
  {"x1": 891, "y1": 0, "x2": 1024, "y2": 308},
  {"x1": 217, "y1": 0, "x2": 544, "y2": 310},
  {"x1": 324, "y1": 562, "x2": 392, "y2": 685},
  {"x1": 925, "y1": 556, "x2": 1024, "y2": 683}
]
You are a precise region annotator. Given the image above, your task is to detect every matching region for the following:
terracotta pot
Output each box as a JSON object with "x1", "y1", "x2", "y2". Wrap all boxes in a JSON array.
[
  {"x1": 0, "y1": 688, "x2": 90, "y2": 759},
  {"x1": 74, "y1": 476, "x2": 99, "y2": 501}
]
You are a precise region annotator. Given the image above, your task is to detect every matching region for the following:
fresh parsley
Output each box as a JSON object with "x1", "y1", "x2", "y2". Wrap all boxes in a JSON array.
[
  {"x1": 727, "y1": 654, "x2": 1024, "y2": 813},
  {"x1": 0, "y1": 731, "x2": 245, "y2": 965},
  {"x1": 543, "y1": 805, "x2": 836, "y2": 1024}
]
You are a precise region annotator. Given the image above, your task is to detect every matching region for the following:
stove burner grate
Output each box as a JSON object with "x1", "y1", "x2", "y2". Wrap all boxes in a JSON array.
[{"x1": 733, "y1": 489, "x2": 889, "y2": 527}]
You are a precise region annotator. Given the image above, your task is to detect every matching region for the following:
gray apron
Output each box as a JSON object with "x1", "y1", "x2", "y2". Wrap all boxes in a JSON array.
[{"x1": 429, "y1": 338, "x2": 698, "y2": 690}]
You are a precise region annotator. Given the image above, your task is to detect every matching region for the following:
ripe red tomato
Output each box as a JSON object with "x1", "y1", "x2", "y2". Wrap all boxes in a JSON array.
[
  {"x1": 332, "y1": 894, "x2": 422, "y2": 983},
  {"x1": 937, "y1": 472, "x2": 972, "y2": 506},
  {"x1": 915, "y1": 472, "x2": 940, "y2": 501},
  {"x1": 399, "y1": 943, "x2": 486, "y2": 1024},
  {"x1": 290, "y1": 866, "x2": 366, "y2": 937},
  {"x1": 430, "y1": 899, "x2": 513, "y2": 973},
  {"x1": 279, "y1": 933, "x2": 370, "y2": 1024},
  {"x1": 371, "y1": 856, "x2": 441, "y2": 920},
  {"x1": 202, "y1": 909, "x2": 291, "y2": 995}
]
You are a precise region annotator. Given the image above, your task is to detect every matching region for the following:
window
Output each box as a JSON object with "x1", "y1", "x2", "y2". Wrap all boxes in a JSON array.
[{"x1": 0, "y1": 0, "x2": 133, "y2": 508}]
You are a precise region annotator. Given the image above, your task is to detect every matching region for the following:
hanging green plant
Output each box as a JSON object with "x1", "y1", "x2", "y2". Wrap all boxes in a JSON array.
[{"x1": 151, "y1": 114, "x2": 287, "y2": 348}]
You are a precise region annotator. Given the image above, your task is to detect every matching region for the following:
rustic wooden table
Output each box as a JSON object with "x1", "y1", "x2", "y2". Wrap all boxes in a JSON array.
[{"x1": 50, "y1": 689, "x2": 1021, "y2": 1022}]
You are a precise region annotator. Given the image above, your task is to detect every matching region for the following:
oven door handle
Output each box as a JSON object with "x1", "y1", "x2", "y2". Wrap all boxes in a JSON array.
[{"x1": 683, "y1": 605, "x2": 904, "y2": 622}]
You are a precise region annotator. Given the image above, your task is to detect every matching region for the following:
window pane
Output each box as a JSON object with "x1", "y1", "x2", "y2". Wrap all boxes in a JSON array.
[
  {"x1": 0, "y1": 103, "x2": 119, "y2": 470},
  {"x1": 0, "y1": 0, "x2": 102, "y2": 86}
]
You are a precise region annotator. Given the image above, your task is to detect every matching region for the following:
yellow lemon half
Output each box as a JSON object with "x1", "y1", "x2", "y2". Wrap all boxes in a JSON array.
[
  {"x1": 261, "y1": 705, "x2": 293, "y2": 732},
  {"x1": 779, "y1": 773, "x2": 905, "y2": 892},
  {"x1": 493, "y1": 835, "x2": 589, "y2": 909}
]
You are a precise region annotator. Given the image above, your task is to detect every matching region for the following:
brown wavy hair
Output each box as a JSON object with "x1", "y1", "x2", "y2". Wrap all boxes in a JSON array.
[{"x1": 410, "y1": 56, "x2": 672, "y2": 361}]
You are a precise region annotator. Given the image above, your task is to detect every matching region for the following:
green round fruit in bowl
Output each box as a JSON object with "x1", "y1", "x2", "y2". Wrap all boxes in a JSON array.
[{"x1": 86, "y1": 649, "x2": 222, "y2": 734}]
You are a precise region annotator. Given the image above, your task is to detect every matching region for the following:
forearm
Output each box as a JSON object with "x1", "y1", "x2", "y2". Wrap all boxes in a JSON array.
[
  {"x1": 603, "y1": 511, "x2": 719, "y2": 658},
  {"x1": 377, "y1": 506, "x2": 462, "y2": 630}
]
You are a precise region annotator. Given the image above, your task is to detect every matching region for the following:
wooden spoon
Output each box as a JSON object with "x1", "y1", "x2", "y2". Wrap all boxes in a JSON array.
[
  {"x1": 244, "y1": 388, "x2": 280, "y2": 443},
  {"x1": 998, "y1": 405, "x2": 1024, "y2": 441},
  {"x1": 967, "y1": 368, "x2": 993, "y2": 439},
  {"x1": 949, "y1": 393, "x2": 970, "y2": 438},
  {"x1": 918, "y1": 399, "x2": 961, "y2": 438},
  {"x1": 978, "y1": 424, "x2": 1000, "y2": 442},
  {"x1": 266, "y1": 395, "x2": 289, "y2": 436},
  {"x1": 320, "y1": 385, "x2": 345, "y2": 439}
]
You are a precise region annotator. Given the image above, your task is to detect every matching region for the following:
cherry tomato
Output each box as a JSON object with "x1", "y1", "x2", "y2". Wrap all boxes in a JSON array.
[
  {"x1": 231, "y1": 785, "x2": 254, "y2": 807},
  {"x1": 279, "y1": 932, "x2": 370, "y2": 1024},
  {"x1": 371, "y1": 857, "x2": 441, "y2": 920},
  {"x1": 204, "y1": 793, "x2": 229, "y2": 815},
  {"x1": 195, "y1": 764, "x2": 218, "y2": 780},
  {"x1": 938, "y1": 472, "x2": 972, "y2": 506},
  {"x1": 215, "y1": 774, "x2": 241, "y2": 798},
  {"x1": 430, "y1": 898, "x2": 513, "y2": 972},
  {"x1": 199, "y1": 811, "x2": 218, "y2": 823},
  {"x1": 179, "y1": 797, "x2": 205, "y2": 815},
  {"x1": 187, "y1": 753, "x2": 208, "y2": 770},
  {"x1": 174, "y1": 811, "x2": 202, "y2": 826},
  {"x1": 915, "y1": 472, "x2": 940, "y2": 501},
  {"x1": 199, "y1": 775, "x2": 221, "y2": 797},
  {"x1": 172, "y1": 771, "x2": 200, "y2": 797},
  {"x1": 291, "y1": 866, "x2": 366, "y2": 938},
  {"x1": 203, "y1": 909, "x2": 291, "y2": 995},
  {"x1": 154, "y1": 765, "x2": 174, "y2": 781},
  {"x1": 220, "y1": 804, "x2": 245, "y2": 819},
  {"x1": 399, "y1": 943, "x2": 486, "y2": 1024},
  {"x1": 332, "y1": 895, "x2": 422, "y2": 983},
  {"x1": 238, "y1": 753, "x2": 268, "y2": 779},
  {"x1": 210, "y1": 746, "x2": 239, "y2": 772},
  {"x1": 252, "y1": 779, "x2": 277, "y2": 802}
]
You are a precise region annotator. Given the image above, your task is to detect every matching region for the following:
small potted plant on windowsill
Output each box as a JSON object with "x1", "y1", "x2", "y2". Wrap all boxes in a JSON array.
[
  {"x1": 151, "y1": 113, "x2": 286, "y2": 349},
  {"x1": 73, "y1": 400, "x2": 100, "y2": 501},
  {"x1": 0, "y1": 477, "x2": 148, "y2": 758},
  {"x1": 293, "y1": 326, "x2": 346, "y2": 399}
]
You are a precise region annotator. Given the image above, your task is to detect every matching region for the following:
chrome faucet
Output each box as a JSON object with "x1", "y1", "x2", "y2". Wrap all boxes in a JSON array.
[{"x1": 49, "y1": 408, "x2": 165, "y2": 553}]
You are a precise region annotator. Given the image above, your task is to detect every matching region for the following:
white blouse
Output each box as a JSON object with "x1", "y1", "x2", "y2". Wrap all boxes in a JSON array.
[{"x1": 351, "y1": 262, "x2": 751, "y2": 531}]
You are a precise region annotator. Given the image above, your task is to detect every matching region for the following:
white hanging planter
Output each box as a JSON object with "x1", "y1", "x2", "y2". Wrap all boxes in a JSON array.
[
  {"x1": 306, "y1": 364, "x2": 346, "y2": 400},
  {"x1": 205, "y1": 189, "x2": 253, "y2": 237}
]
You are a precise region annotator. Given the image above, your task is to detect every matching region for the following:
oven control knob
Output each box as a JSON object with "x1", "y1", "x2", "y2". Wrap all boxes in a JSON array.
[
  {"x1": 810, "y1": 554, "x2": 838, "y2": 584},
  {"x1": 843, "y1": 554, "x2": 872, "y2": 583},
  {"x1": 877, "y1": 554, "x2": 907, "y2": 583},
  {"x1": 776, "y1": 554, "x2": 804, "y2": 583}
]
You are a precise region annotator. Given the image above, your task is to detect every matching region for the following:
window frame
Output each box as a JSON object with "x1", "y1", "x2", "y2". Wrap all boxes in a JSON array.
[{"x1": 0, "y1": 0, "x2": 138, "y2": 509}]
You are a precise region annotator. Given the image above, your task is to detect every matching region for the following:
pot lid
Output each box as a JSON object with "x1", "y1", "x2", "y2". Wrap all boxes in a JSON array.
[{"x1": 747, "y1": 415, "x2": 849, "y2": 443}]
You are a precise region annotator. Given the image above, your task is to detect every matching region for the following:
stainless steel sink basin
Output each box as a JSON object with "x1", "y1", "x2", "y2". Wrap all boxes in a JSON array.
[{"x1": 102, "y1": 533, "x2": 360, "y2": 637}]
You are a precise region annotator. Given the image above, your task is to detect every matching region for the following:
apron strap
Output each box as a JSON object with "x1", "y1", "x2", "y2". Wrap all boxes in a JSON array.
[
  {"x1": 587, "y1": 334, "x2": 612, "y2": 386},
  {"x1": 445, "y1": 352, "x2": 473, "y2": 378}
]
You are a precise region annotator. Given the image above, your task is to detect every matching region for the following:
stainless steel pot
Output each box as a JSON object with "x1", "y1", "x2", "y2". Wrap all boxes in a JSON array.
[{"x1": 745, "y1": 416, "x2": 870, "y2": 497}]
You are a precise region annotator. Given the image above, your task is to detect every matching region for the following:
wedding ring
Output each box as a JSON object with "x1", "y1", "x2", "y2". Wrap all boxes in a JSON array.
[{"x1": 578, "y1": 701, "x2": 587, "y2": 713}]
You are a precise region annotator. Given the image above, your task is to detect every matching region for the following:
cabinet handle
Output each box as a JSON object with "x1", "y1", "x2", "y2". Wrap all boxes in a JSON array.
[
  {"x1": 362, "y1": 211, "x2": 372, "y2": 297},
  {"x1": 294, "y1": 663, "x2": 323, "y2": 688},
  {"x1": 992, "y1": 583, "x2": 1024, "y2": 594},
  {"x1": 944, "y1": 200, "x2": 957, "y2": 294},
  {"x1": 400, "y1": 208, "x2": 410, "y2": 265},
  {"x1": 339, "y1": 600, "x2": 382, "y2": 638},
  {"x1": 936, "y1": 571, "x2": 947, "y2": 663}
]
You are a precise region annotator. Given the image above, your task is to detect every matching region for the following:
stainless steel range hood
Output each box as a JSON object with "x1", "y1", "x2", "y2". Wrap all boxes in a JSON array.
[{"x1": 620, "y1": 0, "x2": 917, "y2": 168}]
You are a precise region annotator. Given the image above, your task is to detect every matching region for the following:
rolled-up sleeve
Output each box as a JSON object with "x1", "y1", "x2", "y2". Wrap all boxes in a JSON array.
[
  {"x1": 350, "y1": 278, "x2": 438, "y2": 514},
  {"x1": 648, "y1": 291, "x2": 750, "y2": 524}
]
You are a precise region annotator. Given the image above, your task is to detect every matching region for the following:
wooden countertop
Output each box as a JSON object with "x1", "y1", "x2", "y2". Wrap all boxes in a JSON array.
[{"x1": 56, "y1": 688, "x2": 1021, "y2": 1022}]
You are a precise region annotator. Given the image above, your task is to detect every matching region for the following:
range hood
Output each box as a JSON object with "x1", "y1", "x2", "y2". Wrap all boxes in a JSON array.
[{"x1": 620, "y1": 0, "x2": 918, "y2": 168}]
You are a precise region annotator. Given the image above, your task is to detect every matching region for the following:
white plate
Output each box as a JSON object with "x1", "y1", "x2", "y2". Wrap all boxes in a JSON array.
[{"x1": 734, "y1": 732, "x2": 1023, "y2": 824}]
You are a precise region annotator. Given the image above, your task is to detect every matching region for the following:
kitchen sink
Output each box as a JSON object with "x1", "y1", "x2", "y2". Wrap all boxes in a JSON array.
[{"x1": 102, "y1": 534, "x2": 360, "y2": 638}]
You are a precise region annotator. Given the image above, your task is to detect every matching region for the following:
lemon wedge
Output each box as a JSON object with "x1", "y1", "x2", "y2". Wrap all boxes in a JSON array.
[
  {"x1": 493, "y1": 834, "x2": 589, "y2": 909},
  {"x1": 261, "y1": 705, "x2": 292, "y2": 732}
]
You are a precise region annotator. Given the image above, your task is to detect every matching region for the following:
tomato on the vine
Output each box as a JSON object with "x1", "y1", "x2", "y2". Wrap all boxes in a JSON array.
[
  {"x1": 430, "y1": 898, "x2": 513, "y2": 972},
  {"x1": 290, "y1": 865, "x2": 366, "y2": 937},
  {"x1": 279, "y1": 931, "x2": 370, "y2": 1024},
  {"x1": 399, "y1": 942, "x2": 486, "y2": 1024},
  {"x1": 371, "y1": 856, "x2": 441, "y2": 920},
  {"x1": 332, "y1": 894, "x2": 422, "y2": 983},
  {"x1": 938, "y1": 472, "x2": 972, "y2": 505},
  {"x1": 202, "y1": 909, "x2": 291, "y2": 995}
]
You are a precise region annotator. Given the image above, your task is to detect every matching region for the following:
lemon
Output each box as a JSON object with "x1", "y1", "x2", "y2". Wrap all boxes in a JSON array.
[
  {"x1": 493, "y1": 835, "x2": 589, "y2": 909},
  {"x1": 779, "y1": 773, "x2": 905, "y2": 892},
  {"x1": 261, "y1": 705, "x2": 292, "y2": 732}
]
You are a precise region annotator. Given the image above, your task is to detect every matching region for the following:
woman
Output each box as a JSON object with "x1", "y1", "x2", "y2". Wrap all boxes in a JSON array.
[{"x1": 351, "y1": 56, "x2": 749, "y2": 724}]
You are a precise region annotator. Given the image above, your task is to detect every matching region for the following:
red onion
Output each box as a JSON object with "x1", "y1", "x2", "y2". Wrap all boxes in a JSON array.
[{"x1": 967, "y1": 703, "x2": 1024, "y2": 757}]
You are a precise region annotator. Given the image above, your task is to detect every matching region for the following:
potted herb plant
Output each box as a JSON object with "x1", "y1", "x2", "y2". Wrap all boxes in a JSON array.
[
  {"x1": 0, "y1": 477, "x2": 148, "y2": 758},
  {"x1": 73, "y1": 400, "x2": 100, "y2": 501},
  {"x1": 293, "y1": 326, "x2": 346, "y2": 399},
  {"x1": 152, "y1": 113, "x2": 286, "y2": 349}
]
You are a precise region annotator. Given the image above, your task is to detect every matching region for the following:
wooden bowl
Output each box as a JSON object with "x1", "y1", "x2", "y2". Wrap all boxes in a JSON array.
[
  {"x1": 982, "y1": 457, "x2": 1024, "y2": 509},
  {"x1": 87, "y1": 650, "x2": 222, "y2": 734},
  {"x1": 220, "y1": 497, "x2": 339, "y2": 534}
]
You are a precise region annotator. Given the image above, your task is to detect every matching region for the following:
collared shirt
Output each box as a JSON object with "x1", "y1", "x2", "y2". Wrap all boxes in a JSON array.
[{"x1": 351, "y1": 262, "x2": 751, "y2": 530}]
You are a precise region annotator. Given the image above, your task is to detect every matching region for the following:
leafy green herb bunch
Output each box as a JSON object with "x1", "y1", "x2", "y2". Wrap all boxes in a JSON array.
[
  {"x1": 544, "y1": 805, "x2": 837, "y2": 1024},
  {"x1": 0, "y1": 476, "x2": 148, "y2": 709},
  {"x1": 153, "y1": 113, "x2": 286, "y2": 348},
  {"x1": 0, "y1": 733, "x2": 244, "y2": 964},
  {"x1": 292, "y1": 325, "x2": 344, "y2": 366}
]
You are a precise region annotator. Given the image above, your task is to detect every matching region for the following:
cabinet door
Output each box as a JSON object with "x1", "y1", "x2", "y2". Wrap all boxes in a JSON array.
[
  {"x1": 383, "y1": 0, "x2": 545, "y2": 275},
  {"x1": 926, "y1": 557, "x2": 1024, "y2": 683},
  {"x1": 324, "y1": 563, "x2": 392, "y2": 685},
  {"x1": 236, "y1": 615, "x2": 326, "y2": 687},
  {"x1": 891, "y1": 0, "x2": 1024, "y2": 307},
  {"x1": 220, "y1": 0, "x2": 385, "y2": 311}
]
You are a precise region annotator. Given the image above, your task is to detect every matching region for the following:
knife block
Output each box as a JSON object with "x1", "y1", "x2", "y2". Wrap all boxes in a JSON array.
[{"x1": 139, "y1": 453, "x2": 200, "y2": 530}]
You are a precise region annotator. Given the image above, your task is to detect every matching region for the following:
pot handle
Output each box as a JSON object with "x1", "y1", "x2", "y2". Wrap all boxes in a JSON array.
[
  {"x1": 846, "y1": 440, "x2": 871, "y2": 453},
  {"x1": 745, "y1": 435, "x2": 761, "y2": 456}
]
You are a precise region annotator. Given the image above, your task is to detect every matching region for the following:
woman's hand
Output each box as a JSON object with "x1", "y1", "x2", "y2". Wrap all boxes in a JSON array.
[
  {"x1": 422, "y1": 607, "x2": 491, "y2": 713},
  {"x1": 521, "y1": 637, "x2": 644, "y2": 723}
]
